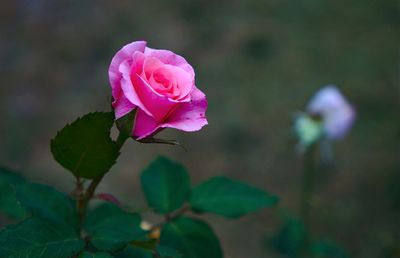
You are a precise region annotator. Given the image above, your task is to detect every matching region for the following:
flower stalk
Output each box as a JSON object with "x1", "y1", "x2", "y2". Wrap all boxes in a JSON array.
[
  {"x1": 76, "y1": 132, "x2": 128, "y2": 235},
  {"x1": 150, "y1": 203, "x2": 191, "y2": 234},
  {"x1": 299, "y1": 144, "x2": 317, "y2": 257}
]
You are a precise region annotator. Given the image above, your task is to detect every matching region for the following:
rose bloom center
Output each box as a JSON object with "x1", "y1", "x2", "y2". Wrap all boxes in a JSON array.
[{"x1": 150, "y1": 67, "x2": 181, "y2": 99}]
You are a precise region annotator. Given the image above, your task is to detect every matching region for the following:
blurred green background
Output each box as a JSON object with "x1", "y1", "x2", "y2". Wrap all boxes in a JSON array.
[{"x1": 0, "y1": 0, "x2": 399, "y2": 257}]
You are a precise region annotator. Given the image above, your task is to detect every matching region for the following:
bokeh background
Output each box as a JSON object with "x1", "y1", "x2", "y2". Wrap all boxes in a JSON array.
[{"x1": 0, "y1": 1, "x2": 399, "y2": 257}]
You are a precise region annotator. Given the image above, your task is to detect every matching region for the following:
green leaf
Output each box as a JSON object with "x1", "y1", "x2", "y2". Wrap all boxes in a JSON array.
[
  {"x1": 79, "y1": 251, "x2": 114, "y2": 258},
  {"x1": 51, "y1": 112, "x2": 120, "y2": 179},
  {"x1": 190, "y1": 176, "x2": 279, "y2": 218},
  {"x1": 312, "y1": 240, "x2": 349, "y2": 258},
  {"x1": 16, "y1": 183, "x2": 77, "y2": 228},
  {"x1": 132, "y1": 239, "x2": 158, "y2": 251},
  {"x1": 84, "y1": 203, "x2": 145, "y2": 251},
  {"x1": 160, "y1": 217, "x2": 222, "y2": 258},
  {"x1": 156, "y1": 246, "x2": 182, "y2": 258},
  {"x1": 0, "y1": 166, "x2": 28, "y2": 219},
  {"x1": 114, "y1": 244, "x2": 181, "y2": 258},
  {"x1": 114, "y1": 246, "x2": 152, "y2": 258},
  {"x1": 129, "y1": 241, "x2": 182, "y2": 258},
  {"x1": 0, "y1": 217, "x2": 84, "y2": 258},
  {"x1": 116, "y1": 109, "x2": 136, "y2": 138},
  {"x1": 140, "y1": 157, "x2": 190, "y2": 214},
  {"x1": 268, "y1": 216, "x2": 307, "y2": 257}
]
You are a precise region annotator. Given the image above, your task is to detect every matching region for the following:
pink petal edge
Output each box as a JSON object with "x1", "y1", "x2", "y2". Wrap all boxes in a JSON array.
[
  {"x1": 162, "y1": 87, "x2": 208, "y2": 132},
  {"x1": 109, "y1": 41, "x2": 147, "y2": 103},
  {"x1": 113, "y1": 92, "x2": 136, "y2": 119},
  {"x1": 133, "y1": 109, "x2": 161, "y2": 139},
  {"x1": 144, "y1": 47, "x2": 195, "y2": 78},
  {"x1": 132, "y1": 87, "x2": 208, "y2": 139}
]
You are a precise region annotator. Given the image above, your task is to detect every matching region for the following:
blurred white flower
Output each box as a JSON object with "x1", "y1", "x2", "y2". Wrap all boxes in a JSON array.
[{"x1": 307, "y1": 85, "x2": 355, "y2": 140}]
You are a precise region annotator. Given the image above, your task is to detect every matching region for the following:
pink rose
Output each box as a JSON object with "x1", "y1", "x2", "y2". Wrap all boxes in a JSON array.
[{"x1": 109, "y1": 41, "x2": 208, "y2": 139}]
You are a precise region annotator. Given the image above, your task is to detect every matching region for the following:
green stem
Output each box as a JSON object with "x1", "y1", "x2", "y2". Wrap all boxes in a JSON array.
[
  {"x1": 115, "y1": 132, "x2": 129, "y2": 149},
  {"x1": 300, "y1": 144, "x2": 317, "y2": 257},
  {"x1": 75, "y1": 178, "x2": 85, "y2": 231},
  {"x1": 76, "y1": 132, "x2": 128, "y2": 235},
  {"x1": 150, "y1": 203, "x2": 190, "y2": 232},
  {"x1": 300, "y1": 146, "x2": 316, "y2": 226}
]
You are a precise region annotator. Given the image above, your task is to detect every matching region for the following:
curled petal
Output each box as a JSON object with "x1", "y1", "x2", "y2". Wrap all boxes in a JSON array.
[
  {"x1": 144, "y1": 47, "x2": 195, "y2": 79},
  {"x1": 133, "y1": 109, "x2": 160, "y2": 139},
  {"x1": 162, "y1": 87, "x2": 208, "y2": 132},
  {"x1": 113, "y1": 92, "x2": 136, "y2": 119},
  {"x1": 109, "y1": 41, "x2": 147, "y2": 101},
  {"x1": 120, "y1": 57, "x2": 153, "y2": 117},
  {"x1": 133, "y1": 87, "x2": 208, "y2": 139},
  {"x1": 130, "y1": 73, "x2": 180, "y2": 122}
]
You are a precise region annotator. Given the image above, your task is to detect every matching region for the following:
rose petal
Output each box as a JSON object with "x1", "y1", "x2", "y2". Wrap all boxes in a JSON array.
[
  {"x1": 120, "y1": 57, "x2": 153, "y2": 117},
  {"x1": 131, "y1": 73, "x2": 180, "y2": 122},
  {"x1": 148, "y1": 65, "x2": 193, "y2": 100},
  {"x1": 120, "y1": 52, "x2": 190, "y2": 122},
  {"x1": 162, "y1": 87, "x2": 208, "y2": 132},
  {"x1": 144, "y1": 47, "x2": 195, "y2": 79},
  {"x1": 133, "y1": 109, "x2": 160, "y2": 139},
  {"x1": 165, "y1": 65, "x2": 193, "y2": 100},
  {"x1": 113, "y1": 91, "x2": 136, "y2": 119},
  {"x1": 141, "y1": 55, "x2": 193, "y2": 100},
  {"x1": 142, "y1": 56, "x2": 165, "y2": 81},
  {"x1": 109, "y1": 41, "x2": 147, "y2": 101}
]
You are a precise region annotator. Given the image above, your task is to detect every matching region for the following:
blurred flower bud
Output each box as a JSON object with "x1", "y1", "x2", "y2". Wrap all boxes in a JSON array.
[
  {"x1": 307, "y1": 85, "x2": 355, "y2": 140},
  {"x1": 140, "y1": 221, "x2": 161, "y2": 240},
  {"x1": 294, "y1": 114, "x2": 323, "y2": 152},
  {"x1": 96, "y1": 193, "x2": 121, "y2": 206}
]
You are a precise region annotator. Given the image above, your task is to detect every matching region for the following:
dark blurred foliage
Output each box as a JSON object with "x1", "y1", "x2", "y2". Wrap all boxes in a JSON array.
[{"x1": 0, "y1": 0, "x2": 399, "y2": 257}]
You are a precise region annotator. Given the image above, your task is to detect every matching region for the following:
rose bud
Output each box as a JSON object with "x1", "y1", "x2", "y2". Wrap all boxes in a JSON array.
[{"x1": 109, "y1": 41, "x2": 208, "y2": 140}]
